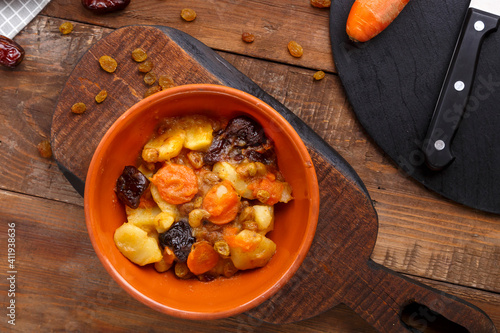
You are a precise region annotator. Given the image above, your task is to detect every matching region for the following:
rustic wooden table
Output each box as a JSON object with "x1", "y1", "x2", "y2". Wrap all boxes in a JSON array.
[{"x1": 0, "y1": 1, "x2": 498, "y2": 332}]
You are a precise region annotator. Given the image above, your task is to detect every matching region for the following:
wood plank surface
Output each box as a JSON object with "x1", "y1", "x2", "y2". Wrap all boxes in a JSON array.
[
  {"x1": 0, "y1": 1, "x2": 499, "y2": 330},
  {"x1": 0, "y1": 189, "x2": 498, "y2": 332}
]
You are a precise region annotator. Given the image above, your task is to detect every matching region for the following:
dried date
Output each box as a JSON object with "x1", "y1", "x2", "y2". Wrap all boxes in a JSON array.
[
  {"x1": 159, "y1": 220, "x2": 195, "y2": 263},
  {"x1": 115, "y1": 165, "x2": 150, "y2": 209},
  {"x1": 0, "y1": 35, "x2": 25, "y2": 68},
  {"x1": 82, "y1": 0, "x2": 130, "y2": 14},
  {"x1": 204, "y1": 116, "x2": 275, "y2": 165}
]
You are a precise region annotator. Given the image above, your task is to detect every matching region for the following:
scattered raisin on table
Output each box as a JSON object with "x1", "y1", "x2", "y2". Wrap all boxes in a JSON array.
[
  {"x1": 159, "y1": 220, "x2": 195, "y2": 263},
  {"x1": 131, "y1": 48, "x2": 147, "y2": 62},
  {"x1": 0, "y1": 35, "x2": 25, "y2": 68},
  {"x1": 138, "y1": 59, "x2": 153, "y2": 73},
  {"x1": 115, "y1": 165, "x2": 150, "y2": 209},
  {"x1": 37, "y1": 140, "x2": 52, "y2": 159},
  {"x1": 71, "y1": 102, "x2": 87, "y2": 114},
  {"x1": 81, "y1": 0, "x2": 131, "y2": 14},
  {"x1": 313, "y1": 70, "x2": 325, "y2": 80},
  {"x1": 144, "y1": 72, "x2": 156, "y2": 85},
  {"x1": 287, "y1": 41, "x2": 303, "y2": 58},
  {"x1": 181, "y1": 8, "x2": 196, "y2": 22},
  {"x1": 99, "y1": 55, "x2": 117, "y2": 73},
  {"x1": 144, "y1": 85, "x2": 162, "y2": 98},
  {"x1": 241, "y1": 32, "x2": 255, "y2": 43},
  {"x1": 95, "y1": 90, "x2": 107, "y2": 103},
  {"x1": 310, "y1": 0, "x2": 331, "y2": 8},
  {"x1": 59, "y1": 22, "x2": 74, "y2": 35},
  {"x1": 158, "y1": 75, "x2": 175, "y2": 89}
]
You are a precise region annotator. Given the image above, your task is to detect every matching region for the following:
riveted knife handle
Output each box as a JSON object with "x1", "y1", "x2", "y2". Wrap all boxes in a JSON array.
[{"x1": 422, "y1": 8, "x2": 500, "y2": 170}]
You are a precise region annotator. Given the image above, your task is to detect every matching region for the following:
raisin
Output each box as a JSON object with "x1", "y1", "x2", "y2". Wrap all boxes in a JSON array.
[
  {"x1": 158, "y1": 75, "x2": 176, "y2": 89},
  {"x1": 310, "y1": 0, "x2": 331, "y2": 8},
  {"x1": 288, "y1": 41, "x2": 303, "y2": 58},
  {"x1": 59, "y1": 22, "x2": 74, "y2": 35},
  {"x1": 37, "y1": 140, "x2": 52, "y2": 158},
  {"x1": 115, "y1": 165, "x2": 150, "y2": 209},
  {"x1": 81, "y1": 0, "x2": 130, "y2": 14},
  {"x1": 144, "y1": 85, "x2": 162, "y2": 98},
  {"x1": 0, "y1": 35, "x2": 25, "y2": 68},
  {"x1": 144, "y1": 72, "x2": 156, "y2": 85},
  {"x1": 241, "y1": 32, "x2": 255, "y2": 43},
  {"x1": 313, "y1": 70, "x2": 325, "y2": 80},
  {"x1": 181, "y1": 8, "x2": 197, "y2": 22},
  {"x1": 95, "y1": 90, "x2": 107, "y2": 103},
  {"x1": 71, "y1": 102, "x2": 87, "y2": 114},
  {"x1": 138, "y1": 59, "x2": 153, "y2": 73},
  {"x1": 159, "y1": 220, "x2": 195, "y2": 263},
  {"x1": 99, "y1": 55, "x2": 117, "y2": 73},
  {"x1": 131, "y1": 48, "x2": 147, "y2": 62}
]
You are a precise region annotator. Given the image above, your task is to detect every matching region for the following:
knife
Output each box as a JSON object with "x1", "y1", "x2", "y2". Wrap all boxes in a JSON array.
[{"x1": 422, "y1": 0, "x2": 500, "y2": 170}]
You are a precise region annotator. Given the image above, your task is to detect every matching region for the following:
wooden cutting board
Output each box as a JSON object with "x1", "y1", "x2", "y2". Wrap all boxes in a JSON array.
[
  {"x1": 330, "y1": 0, "x2": 500, "y2": 214},
  {"x1": 50, "y1": 25, "x2": 496, "y2": 332}
]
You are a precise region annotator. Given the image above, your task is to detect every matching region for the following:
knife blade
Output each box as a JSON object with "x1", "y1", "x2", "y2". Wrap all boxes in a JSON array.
[{"x1": 422, "y1": 0, "x2": 500, "y2": 170}]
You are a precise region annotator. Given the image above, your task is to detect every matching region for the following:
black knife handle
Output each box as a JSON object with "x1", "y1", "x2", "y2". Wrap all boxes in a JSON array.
[{"x1": 422, "y1": 8, "x2": 500, "y2": 170}]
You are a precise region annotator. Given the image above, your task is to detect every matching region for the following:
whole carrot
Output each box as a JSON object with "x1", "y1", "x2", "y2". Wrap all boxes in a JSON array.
[{"x1": 346, "y1": 0, "x2": 410, "y2": 42}]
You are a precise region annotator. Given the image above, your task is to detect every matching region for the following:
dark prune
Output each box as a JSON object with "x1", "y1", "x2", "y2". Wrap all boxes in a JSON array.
[
  {"x1": 159, "y1": 220, "x2": 195, "y2": 263},
  {"x1": 204, "y1": 116, "x2": 275, "y2": 165},
  {"x1": 115, "y1": 166, "x2": 150, "y2": 209},
  {"x1": 0, "y1": 35, "x2": 25, "y2": 68},
  {"x1": 81, "y1": 0, "x2": 130, "y2": 14}
]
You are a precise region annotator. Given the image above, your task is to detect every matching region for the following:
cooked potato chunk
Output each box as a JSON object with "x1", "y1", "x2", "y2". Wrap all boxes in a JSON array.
[
  {"x1": 114, "y1": 223, "x2": 163, "y2": 266},
  {"x1": 213, "y1": 162, "x2": 253, "y2": 198},
  {"x1": 253, "y1": 205, "x2": 274, "y2": 233},
  {"x1": 154, "y1": 211, "x2": 175, "y2": 233},
  {"x1": 184, "y1": 121, "x2": 213, "y2": 151},
  {"x1": 150, "y1": 184, "x2": 180, "y2": 214},
  {"x1": 142, "y1": 129, "x2": 185, "y2": 163},
  {"x1": 126, "y1": 205, "x2": 162, "y2": 233},
  {"x1": 229, "y1": 230, "x2": 276, "y2": 270}
]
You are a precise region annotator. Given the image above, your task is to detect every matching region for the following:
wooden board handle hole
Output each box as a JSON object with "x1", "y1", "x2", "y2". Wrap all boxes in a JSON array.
[{"x1": 401, "y1": 302, "x2": 469, "y2": 333}]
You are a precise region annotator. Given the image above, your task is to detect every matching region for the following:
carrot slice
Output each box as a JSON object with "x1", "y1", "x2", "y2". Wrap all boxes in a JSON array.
[
  {"x1": 151, "y1": 163, "x2": 198, "y2": 205},
  {"x1": 248, "y1": 174, "x2": 284, "y2": 206},
  {"x1": 202, "y1": 180, "x2": 240, "y2": 225},
  {"x1": 187, "y1": 241, "x2": 219, "y2": 275},
  {"x1": 346, "y1": 0, "x2": 410, "y2": 42}
]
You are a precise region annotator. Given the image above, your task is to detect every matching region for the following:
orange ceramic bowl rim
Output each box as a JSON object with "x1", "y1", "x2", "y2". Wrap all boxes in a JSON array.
[{"x1": 84, "y1": 84, "x2": 320, "y2": 320}]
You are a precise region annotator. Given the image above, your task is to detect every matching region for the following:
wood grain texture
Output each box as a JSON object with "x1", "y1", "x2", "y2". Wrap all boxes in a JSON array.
[
  {"x1": 330, "y1": 0, "x2": 500, "y2": 214},
  {"x1": 0, "y1": 13, "x2": 498, "y2": 332},
  {"x1": 42, "y1": 0, "x2": 335, "y2": 72},
  {"x1": 0, "y1": 189, "x2": 498, "y2": 332},
  {"x1": 48, "y1": 24, "x2": 496, "y2": 330}
]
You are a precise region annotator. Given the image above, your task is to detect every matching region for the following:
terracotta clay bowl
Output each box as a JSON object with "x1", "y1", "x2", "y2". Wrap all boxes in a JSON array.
[{"x1": 84, "y1": 84, "x2": 320, "y2": 320}]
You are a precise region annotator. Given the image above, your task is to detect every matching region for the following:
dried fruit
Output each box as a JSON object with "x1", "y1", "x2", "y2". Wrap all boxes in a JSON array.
[
  {"x1": 71, "y1": 102, "x2": 87, "y2": 114},
  {"x1": 99, "y1": 55, "x2": 117, "y2": 73},
  {"x1": 144, "y1": 72, "x2": 156, "y2": 85},
  {"x1": 313, "y1": 70, "x2": 325, "y2": 80},
  {"x1": 159, "y1": 220, "x2": 195, "y2": 263},
  {"x1": 59, "y1": 22, "x2": 74, "y2": 35},
  {"x1": 81, "y1": 0, "x2": 130, "y2": 14},
  {"x1": 181, "y1": 8, "x2": 197, "y2": 22},
  {"x1": 287, "y1": 41, "x2": 303, "y2": 58},
  {"x1": 115, "y1": 165, "x2": 150, "y2": 209},
  {"x1": 0, "y1": 35, "x2": 25, "y2": 68},
  {"x1": 37, "y1": 140, "x2": 52, "y2": 158},
  {"x1": 158, "y1": 75, "x2": 175, "y2": 89},
  {"x1": 138, "y1": 59, "x2": 153, "y2": 73},
  {"x1": 241, "y1": 32, "x2": 255, "y2": 43},
  {"x1": 144, "y1": 85, "x2": 162, "y2": 98},
  {"x1": 95, "y1": 90, "x2": 107, "y2": 103},
  {"x1": 131, "y1": 48, "x2": 147, "y2": 62},
  {"x1": 310, "y1": 0, "x2": 331, "y2": 8}
]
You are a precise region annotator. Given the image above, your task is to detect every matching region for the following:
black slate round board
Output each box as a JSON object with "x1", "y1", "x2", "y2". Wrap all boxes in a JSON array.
[{"x1": 330, "y1": 0, "x2": 500, "y2": 214}]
